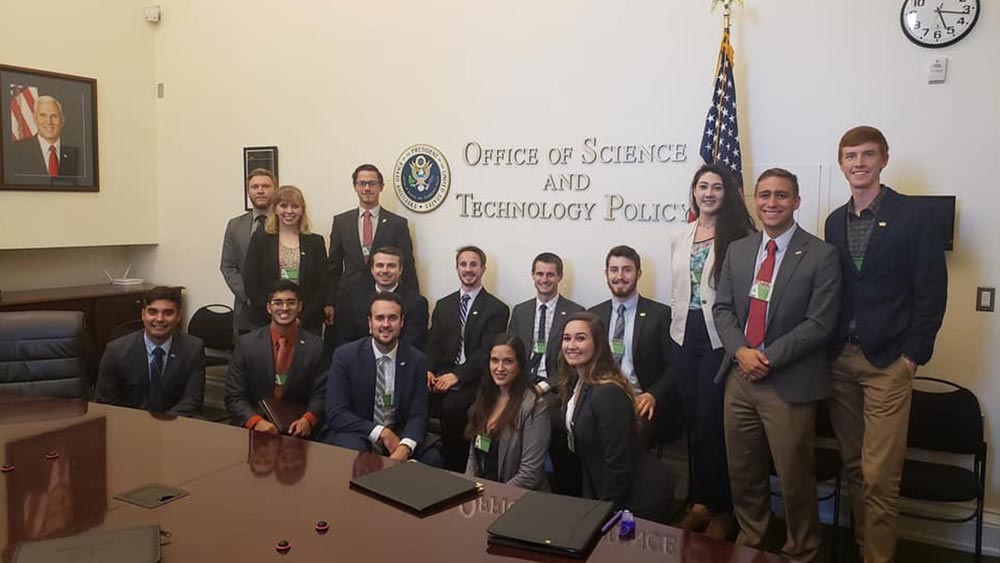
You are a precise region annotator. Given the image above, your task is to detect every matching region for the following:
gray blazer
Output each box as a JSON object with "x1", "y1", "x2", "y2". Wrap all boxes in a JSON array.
[
  {"x1": 220, "y1": 211, "x2": 256, "y2": 333},
  {"x1": 508, "y1": 295, "x2": 584, "y2": 389},
  {"x1": 465, "y1": 392, "x2": 551, "y2": 490},
  {"x1": 712, "y1": 227, "x2": 842, "y2": 403}
]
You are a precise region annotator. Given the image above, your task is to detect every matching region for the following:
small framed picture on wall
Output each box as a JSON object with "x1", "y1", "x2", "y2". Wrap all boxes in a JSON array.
[
  {"x1": 0, "y1": 65, "x2": 99, "y2": 192},
  {"x1": 243, "y1": 146, "x2": 278, "y2": 210}
]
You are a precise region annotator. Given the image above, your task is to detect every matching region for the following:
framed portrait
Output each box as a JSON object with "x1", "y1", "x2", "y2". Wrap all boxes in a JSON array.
[
  {"x1": 243, "y1": 146, "x2": 278, "y2": 210},
  {"x1": 0, "y1": 65, "x2": 99, "y2": 192}
]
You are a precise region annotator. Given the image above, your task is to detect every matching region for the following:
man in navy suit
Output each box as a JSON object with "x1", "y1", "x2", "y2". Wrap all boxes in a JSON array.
[
  {"x1": 323, "y1": 292, "x2": 439, "y2": 464},
  {"x1": 824, "y1": 126, "x2": 948, "y2": 563},
  {"x1": 95, "y1": 286, "x2": 205, "y2": 417},
  {"x1": 324, "y1": 164, "x2": 418, "y2": 332}
]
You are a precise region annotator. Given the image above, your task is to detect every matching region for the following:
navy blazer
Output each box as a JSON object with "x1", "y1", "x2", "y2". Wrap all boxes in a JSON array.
[
  {"x1": 323, "y1": 337, "x2": 429, "y2": 447},
  {"x1": 244, "y1": 232, "x2": 329, "y2": 331},
  {"x1": 95, "y1": 331, "x2": 205, "y2": 417},
  {"x1": 825, "y1": 187, "x2": 948, "y2": 368},
  {"x1": 224, "y1": 325, "x2": 330, "y2": 428}
]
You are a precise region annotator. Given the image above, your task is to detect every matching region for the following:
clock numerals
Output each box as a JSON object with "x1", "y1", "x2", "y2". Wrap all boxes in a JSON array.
[
  {"x1": 912, "y1": 0, "x2": 926, "y2": 6},
  {"x1": 901, "y1": 0, "x2": 979, "y2": 48}
]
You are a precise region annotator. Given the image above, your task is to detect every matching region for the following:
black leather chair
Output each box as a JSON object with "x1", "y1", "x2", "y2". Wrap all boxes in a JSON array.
[
  {"x1": 899, "y1": 376, "x2": 987, "y2": 563},
  {"x1": 0, "y1": 310, "x2": 87, "y2": 398},
  {"x1": 187, "y1": 304, "x2": 234, "y2": 367}
]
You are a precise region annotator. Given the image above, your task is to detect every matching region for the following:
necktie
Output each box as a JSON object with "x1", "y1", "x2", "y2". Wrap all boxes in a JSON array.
[
  {"x1": 456, "y1": 293, "x2": 471, "y2": 364},
  {"x1": 531, "y1": 303, "x2": 548, "y2": 376},
  {"x1": 612, "y1": 303, "x2": 626, "y2": 366},
  {"x1": 47, "y1": 146, "x2": 59, "y2": 177},
  {"x1": 149, "y1": 347, "x2": 165, "y2": 412},
  {"x1": 375, "y1": 355, "x2": 394, "y2": 426},
  {"x1": 746, "y1": 239, "x2": 778, "y2": 349},
  {"x1": 362, "y1": 210, "x2": 373, "y2": 258},
  {"x1": 274, "y1": 336, "x2": 290, "y2": 399},
  {"x1": 253, "y1": 214, "x2": 265, "y2": 234}
]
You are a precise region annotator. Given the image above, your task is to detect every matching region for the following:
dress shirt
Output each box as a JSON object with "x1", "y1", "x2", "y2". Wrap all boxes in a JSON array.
[
  {"x1": 745, "y1": 223, "x2": 798, "y2": 343},
  {"x1": 251, "y1": 209, "x2": 267, "y2": 236},
  {"x1": 376, "y1": 283, "x2": 399, "y2": 293},
  {"x1": 456, "y1": 286, "x2": 483, "y2": 365},
  {"x1": 357, "y1": 205, "x2": 381, "y2": 254},
  {"x1": 565, "y1": 376, "x2": 585, "y2": 440},
  {"x1": 532, "y1": 295, "x2": 559, "y2": 383},
  {"x1": 143, "y1": 333, "x2": 173, "y2": 379},
  {"x1": 367, "y1": 341, "x2": 417, "y2": 453},
  {"x1": 35, "y1": 136, "x2": 61, "y2": 167},
  {"x1": 607, "y1": 293, "x2": 639, "y2": 391}
]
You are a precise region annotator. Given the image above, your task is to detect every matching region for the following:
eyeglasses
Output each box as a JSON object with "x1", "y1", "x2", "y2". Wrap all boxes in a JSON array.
[
  {"x1": 269, "y1": 298, "x2": 299, "y2": 308},
  {"x1": 354, "y1": 180, "x2": 383, "y2": 188}
]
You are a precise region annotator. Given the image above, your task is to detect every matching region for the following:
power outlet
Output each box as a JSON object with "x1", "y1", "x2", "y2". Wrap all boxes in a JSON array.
[{"x1": 976, "y1": 287, "x2": 995, "y2": 312}]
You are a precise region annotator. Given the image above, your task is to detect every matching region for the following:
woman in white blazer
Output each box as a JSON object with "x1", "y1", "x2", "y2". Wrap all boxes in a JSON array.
[{"x1": 668, "y1": 163, "x2": 755, "y2": 539}]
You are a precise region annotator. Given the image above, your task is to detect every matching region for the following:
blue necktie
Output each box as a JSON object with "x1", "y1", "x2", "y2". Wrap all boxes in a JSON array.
[
  {"x1": 456, "y1": 293, "x2": 471, "y2": 364},
  {"x1": 149, "y1": 346, "x2": 165, "y2": 412}
]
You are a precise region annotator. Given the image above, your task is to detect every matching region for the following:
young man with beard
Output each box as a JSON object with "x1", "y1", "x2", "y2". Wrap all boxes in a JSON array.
[{"x1": 221, "y1": 168, "x2": 276, "y2": 335}]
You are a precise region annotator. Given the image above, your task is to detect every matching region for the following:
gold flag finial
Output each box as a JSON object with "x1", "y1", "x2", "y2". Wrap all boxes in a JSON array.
[{"x1": 711, "y1": 0, "x2": 744, "y2": 30}]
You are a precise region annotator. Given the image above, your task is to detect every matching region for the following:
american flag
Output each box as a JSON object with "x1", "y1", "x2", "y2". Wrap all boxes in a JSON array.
[
  {"x1": 699, "y1": 30, "x2": 742, "y2": 177},
  {"x1": 9, "y1": 84, "x2": 39, "y2": 142}
]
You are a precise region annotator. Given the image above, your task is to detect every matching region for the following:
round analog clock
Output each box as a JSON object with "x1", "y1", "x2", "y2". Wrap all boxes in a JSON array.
[{"x1": 900, "y1": 0, "x2": 980, "y2": 48}]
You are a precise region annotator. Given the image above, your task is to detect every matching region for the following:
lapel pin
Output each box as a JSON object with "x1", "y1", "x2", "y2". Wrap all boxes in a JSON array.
[
  {"x1": 560, "y1": 311, "x2": 566, "y2": 316},
  {"x1": 639, "y1": 312, "x2": 647, "y2": 318},
  {"x1": 795, "y1": 250, "x2": 803, "y2": 255},
  {"x1": 878, "y1": 221, "x2": 887, "y2": 227},
  {"x1": 400, "y1": 361, "x2": 407, "y2": 366},
  {"x1": 299, "y1": 340, "x2": 306, "y2": 345},
  {"x1": 472, "y1": 311, "x2": 479, "y2": 315},
  {"x1": 381, "y1": 218, "x2": 387, "y2": 223}
]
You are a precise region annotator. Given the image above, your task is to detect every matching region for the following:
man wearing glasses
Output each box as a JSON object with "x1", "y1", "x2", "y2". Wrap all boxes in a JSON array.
[
  {"x1": 324, "y1": 164, "x2": 419, "y2": 334},
  {"x1": 225, "y1": 280, "x2": 331, "y2": 437}
]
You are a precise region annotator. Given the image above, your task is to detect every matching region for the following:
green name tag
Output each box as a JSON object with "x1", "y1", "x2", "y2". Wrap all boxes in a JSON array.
[
  {"x1": 474, "y1": 434, "x2": 492, "y2": 452},
  {"x1": 749, "y1": 280, "x2": 772, "y2": 302},
  {"x1": 280, "y1": 267, "x2": 300, "y2": 282},
  {"x1": 275, "y1": 373, "x2": 288, "y2": 386},
  {"x1": 611, "y1": 339, "x2": 625, "y2": 357},
  {"x1": 533, "y1": 340, "x2": 547, "y2": 355},
  {"x1": 377, "y1": 392, "x2": 393, "y2": 408}
]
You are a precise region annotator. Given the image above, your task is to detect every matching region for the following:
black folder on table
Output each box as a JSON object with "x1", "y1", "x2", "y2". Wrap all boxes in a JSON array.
[
  {"x1": 349, "y1": 460, "x2": 480, "y2": 515},
  {"x1": 258, "y1": 397, "x2": 307, "y2": 434},
  {"x1": 13, "y1": 525, "x2": 162, "y2": 563},
  {"x1": 487, "y1": 491, "x2": 614, "y2": 558}
]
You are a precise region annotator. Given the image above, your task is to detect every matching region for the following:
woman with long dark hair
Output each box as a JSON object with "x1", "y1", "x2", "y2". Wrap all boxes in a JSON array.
[
  {"x1": 558, "y1": 312, "x2": 637, "y2": 507},
  {"x1": 668, "y1": 164, "x2": 755, "y2": 538},
  {"x1": 465, "y1": 333, "x2": 550, "y2": 489}
]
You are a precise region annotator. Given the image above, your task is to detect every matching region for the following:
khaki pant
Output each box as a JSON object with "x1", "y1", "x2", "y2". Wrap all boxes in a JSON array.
[
  {"x1": 724, "y1": 369, "x2": 821, "y2": 562},
  {"x1": 828, "y1": 344, "x2": 914, "y2": 563}
]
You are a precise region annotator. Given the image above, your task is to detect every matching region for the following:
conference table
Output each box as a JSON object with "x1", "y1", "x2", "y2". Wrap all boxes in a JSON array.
[{"x1": 0, "y1": 396, "x2": 793, "y2": 562}]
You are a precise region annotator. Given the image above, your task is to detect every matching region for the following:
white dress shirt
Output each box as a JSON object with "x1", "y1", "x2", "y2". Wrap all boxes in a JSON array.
[
  {"x1": 532, "y1": 294, "x2": 559, "y2": 382},
  {"x1": 367, "y1": 340, "x2": 418, "y2": 453},
  {"x1": 745, "y1": 224, "x2": 798, "y2": 342},
  {"x1": 143, "y1": 333, "x2": 173, "y2": 380},
  {"x1": 456, "y1": 286, "x2": 483, "y2": 365},
  {"x1": 608, "y1": 293, "x2": 640, "y2": 391},
  {"x1": 357, "y1": 205, "x2": 381, "y2": 256}
]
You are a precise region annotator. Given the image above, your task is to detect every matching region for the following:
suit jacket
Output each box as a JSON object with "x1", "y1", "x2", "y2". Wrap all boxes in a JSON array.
[
  {"x1": 564, "y1": 380, "x2": 637, "y2": 508},
  {"x1": 244, "y1": 232, "x2": 329, "y2": 331},
  {"x1": 220, "y1": 212, "x2": 257, "y2": 332},
  {"x1": 323, "y1": 337, "x2": 429, "y2": 447},
  {"x1": 334, "y1": 281, "x2": 429, "y2": 350},
  {"x1": 5, "y1": 136, "x2": 79, "y2": 182},
  {"x1": 825, "y1": 186, "x2": 947, "y2": 368},
  {"x1": 425, "y1": 289, "x2": 510, "y2": 385},
  {"x1": 95, "y1": 331, "x2": 205, "y2": 417},
  {"x1": 589, "y1": 296, "x2": 672, "y2": 402},
  {"x1": 224, "y1": 325, "x2": 329, "y2": 428},
  {"x1": 508, "y1": 295, "x2": 584, "y2": 389},
  {"x1": 326, "y1": 207, "x2": 418, "y2": 305},
  {"x1": 712, "y1": 227, "x2": 842, "y2": 403},
  {"x1": 465, "y1": 392, "x2": 550, "y2": 489}
]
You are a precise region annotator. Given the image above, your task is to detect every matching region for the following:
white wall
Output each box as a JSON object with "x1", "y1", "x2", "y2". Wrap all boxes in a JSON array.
[{"x1": 1, "y1": 0, "x2": 998, "y2": 551}]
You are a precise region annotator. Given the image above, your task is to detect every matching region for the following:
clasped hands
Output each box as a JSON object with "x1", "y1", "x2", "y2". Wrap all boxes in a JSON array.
[
  {"x1": 379, "y1": 427, "x2": 412, "y2": 461},
  {"x1": 426, "y1": 371, "x2": 458, "y2": 393},
  {"x1": 735, "y1": 346, "x2": 770, "y2": 381}
]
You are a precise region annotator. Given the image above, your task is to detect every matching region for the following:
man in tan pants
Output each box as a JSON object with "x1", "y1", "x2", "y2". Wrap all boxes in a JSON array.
[
  {"x1": 714, "y1": 169, "x2": 842, "y2": 562},
  {"x1": 824, "y1": 126, "x2": 948, "y2": 563}
]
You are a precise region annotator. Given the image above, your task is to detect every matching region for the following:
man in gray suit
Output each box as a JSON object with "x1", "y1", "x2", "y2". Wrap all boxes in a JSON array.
[
  {"x1": 95, "y1": 286, "x2": 205, "y2": 417},
  {"x1": 508, "y1": 252, "x2": 584, "y2": 396},
  {"x1": 221, "y1": 168, "x2": 276, "y2": 335},
  {"x1": 713, "y1": 168, "x2": 841, "y2": 563}
]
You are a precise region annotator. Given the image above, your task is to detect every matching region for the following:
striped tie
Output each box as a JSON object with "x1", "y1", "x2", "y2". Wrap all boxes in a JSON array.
[
  {"x1": 456, "y1": 293, "x2": 471, "y2": 364},
  {"x1": 612, "y1": 304, "x2": 626, "y2": 366},
  {"x1": 375, "y1": 355, "x2": 394, "y2": 426}
]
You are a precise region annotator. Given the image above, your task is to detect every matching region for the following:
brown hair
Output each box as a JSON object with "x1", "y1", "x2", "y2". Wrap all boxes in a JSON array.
[
  {"x1": 838, "y1": 126, "x2": 889, "y2": 163},
  {"x1": 247, "y1": 167, "x2": 277, "y2": 186},
  {"x1": 688, "y1": 163, "x2": 756, "y2": 286},
  {"x1": 557, "y1": 312, "x2": 635, "y2": 403},
  {"x1": 465, "y1": 334, "x2": 535, "y2": 440},
  {"x1": 265, "y1": 185, "x2": 312, "y2": 234}
]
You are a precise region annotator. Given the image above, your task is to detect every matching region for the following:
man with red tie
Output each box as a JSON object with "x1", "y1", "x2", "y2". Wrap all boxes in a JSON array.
[
  {"x1": 712, "y1": 168, "x2": 841, "y2": 563},
  {"x1": 6, "y1": 95, "x2": 79, "y2": 179},
  {"x1": 225, "y1": 280, "x2": 330, "y2": 437}
]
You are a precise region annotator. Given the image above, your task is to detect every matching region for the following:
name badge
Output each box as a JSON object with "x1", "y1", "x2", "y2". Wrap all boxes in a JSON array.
[
  {"x1": 280, "y1": 267, "x2": 300, "y2": 282},
  {"x1": 533, "y1": 340, "x2": 547, "y2": 355},
  {"x1": 474, "y1": 434, "x2": 492, "y2": 452},
  {"x1": 749, "y1": 280, "x2": 772, "y2": 302},
  {"x1": 362, "y1": 246, "x2": 371, "y2": 258},
  {"x1": 376, "y1": 392, "x2": 393, "y2": 408},
  {"x1": 611, "y1": 339, "x2": 625, "y2": 357},
  {"x1": 275, "y1": 373, "x2": 288, "y2": 386}
]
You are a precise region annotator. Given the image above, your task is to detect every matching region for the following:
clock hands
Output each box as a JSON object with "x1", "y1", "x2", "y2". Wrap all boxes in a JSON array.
[{"x1": 935, "y1": 6, "x2": 948, "y2": 28}]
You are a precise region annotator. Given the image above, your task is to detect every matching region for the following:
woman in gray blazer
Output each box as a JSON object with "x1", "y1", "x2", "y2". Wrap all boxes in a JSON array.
[{"x1": 465, "y1": 334, "x2": 550, "y2": 490}]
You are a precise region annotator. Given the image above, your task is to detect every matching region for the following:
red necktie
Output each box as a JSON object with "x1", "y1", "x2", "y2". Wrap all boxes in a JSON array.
[
  {"x1": 746, "y1": 239, "x2": 777, "y2": 348},
  {"x1": 274, "y1": 336, "x2": 290, "y2": 399},
  {"x1": 47, "y1": 146, "x2": 59, "y2": 177},
  {"x1": 362, "y1": 210, "x2": 373, "y2": 258}
]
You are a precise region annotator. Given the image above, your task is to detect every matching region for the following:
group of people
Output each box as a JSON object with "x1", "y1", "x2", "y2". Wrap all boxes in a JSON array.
[{"x1": 93, "y1": 125, "x2": 947, "y2": 563}]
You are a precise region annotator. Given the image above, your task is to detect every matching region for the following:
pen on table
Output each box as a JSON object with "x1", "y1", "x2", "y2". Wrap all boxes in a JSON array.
[{"x1": 601, "y1": 510, "x2": 624, "y2": 534}]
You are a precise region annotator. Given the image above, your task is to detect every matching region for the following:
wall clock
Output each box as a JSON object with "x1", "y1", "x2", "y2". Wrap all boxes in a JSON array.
[{"x1": 900, "y1": 0, "x2": 980, "y2": 48}]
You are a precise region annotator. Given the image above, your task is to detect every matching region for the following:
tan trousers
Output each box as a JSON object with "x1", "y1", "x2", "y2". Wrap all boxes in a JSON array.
[
  {"x1": 724, "y1": 369, "x2": 821, "y2": 563},
  {"x1": 828, "y1": 344, "x2": 914, "y2": 563}
]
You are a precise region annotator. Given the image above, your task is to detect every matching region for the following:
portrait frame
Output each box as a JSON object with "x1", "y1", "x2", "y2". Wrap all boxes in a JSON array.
[
  {"x1": 0, "y1": 65, "x2": 99, "y2": 192},
  {"x1": 243, "y1": 146, "x2": 279, "y2": 211}
]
